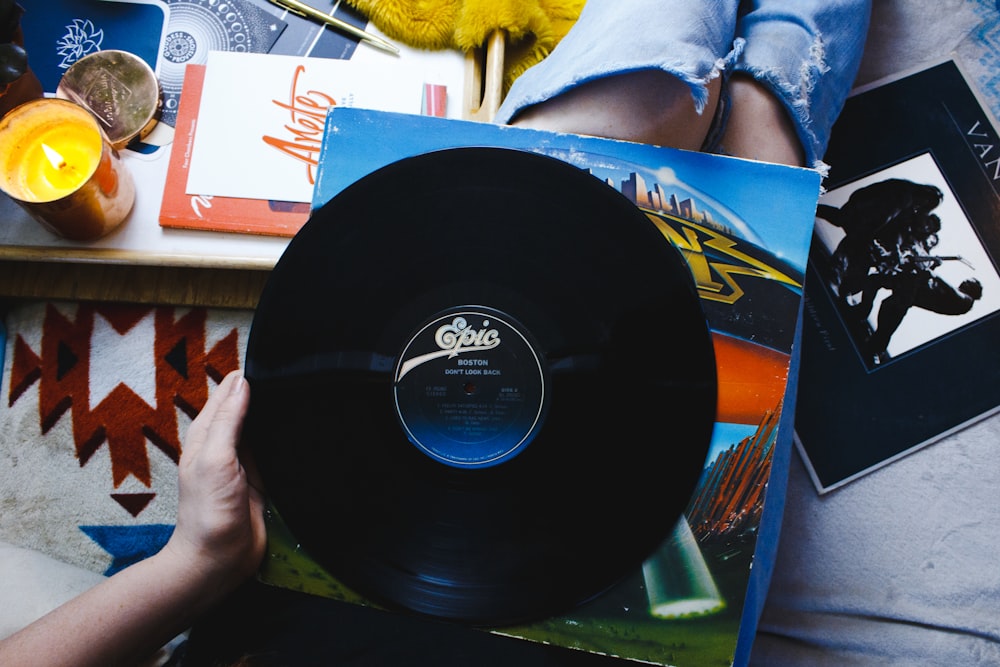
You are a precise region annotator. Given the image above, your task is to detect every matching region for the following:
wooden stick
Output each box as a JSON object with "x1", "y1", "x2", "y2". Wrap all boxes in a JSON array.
[{"x1": 463, "y1": 29, "x2": 506, "y2": 122}]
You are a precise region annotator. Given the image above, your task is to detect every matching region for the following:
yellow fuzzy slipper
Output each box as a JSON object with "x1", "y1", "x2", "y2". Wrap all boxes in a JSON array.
[{"x1": 344, "y1": 0, "x2": 584, "y2": 92}]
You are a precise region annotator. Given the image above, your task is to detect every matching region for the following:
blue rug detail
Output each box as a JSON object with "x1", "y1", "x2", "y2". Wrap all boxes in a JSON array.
[{"x1": 79, "y1": 524, "x2": 175, "y2": 576}]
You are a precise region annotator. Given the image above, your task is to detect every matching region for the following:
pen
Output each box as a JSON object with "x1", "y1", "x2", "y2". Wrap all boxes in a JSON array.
[{"x1": 267, "y1": 0, "x2": 400, "y2": 55}]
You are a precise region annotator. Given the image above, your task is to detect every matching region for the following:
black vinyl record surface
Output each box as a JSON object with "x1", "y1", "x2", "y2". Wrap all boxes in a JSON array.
[{"x1": 244, "y1": 147, "x2": 717, "y2": 626}]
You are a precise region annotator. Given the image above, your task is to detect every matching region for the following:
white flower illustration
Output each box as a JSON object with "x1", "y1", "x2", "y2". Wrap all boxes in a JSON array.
[{"x1": 56, "y1": 19, "x2": 104, "y2": 69}]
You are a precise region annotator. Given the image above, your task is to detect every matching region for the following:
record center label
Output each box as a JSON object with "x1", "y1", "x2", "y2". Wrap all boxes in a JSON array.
[{"x1": 393, "y1": 308, "x2": 548, "y2": 468}]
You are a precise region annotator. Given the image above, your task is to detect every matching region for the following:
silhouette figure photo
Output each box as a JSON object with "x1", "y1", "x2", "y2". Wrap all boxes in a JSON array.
[{"x1": 811, "y1": 154, "x2": 1000, "y2": 368}]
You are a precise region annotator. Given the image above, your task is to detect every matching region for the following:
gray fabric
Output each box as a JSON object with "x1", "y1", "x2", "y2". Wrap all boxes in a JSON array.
[{"x1": 751, "y1": 420, "x2": 1000, "y2": 665}]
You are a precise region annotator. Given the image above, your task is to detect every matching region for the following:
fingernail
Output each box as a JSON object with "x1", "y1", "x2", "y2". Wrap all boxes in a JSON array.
[{"x1": 230, "y1": 372, "x2": 246, "y2": 395}]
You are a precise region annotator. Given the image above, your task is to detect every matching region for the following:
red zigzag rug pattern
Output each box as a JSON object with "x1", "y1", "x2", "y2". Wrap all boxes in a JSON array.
[{"x1": 1, "y1": 301, "x2": 252, "y2": 575}]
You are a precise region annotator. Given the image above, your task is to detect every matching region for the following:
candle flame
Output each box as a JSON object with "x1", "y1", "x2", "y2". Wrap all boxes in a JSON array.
[{"x1": 41, "y1": 143, "x2": 67, "y2": 170}]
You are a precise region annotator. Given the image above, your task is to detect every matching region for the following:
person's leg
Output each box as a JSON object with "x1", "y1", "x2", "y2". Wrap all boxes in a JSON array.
[
  {"x1": 912, "y1": 276, "x2": 981, "y2": 316},
  {"x1": 715, "y1": 73, "x2": 804, "y2": 166},
  {"x1": 867, "y1": 277, "x2": 918, "y2": 357},
  {"x1": 498, "y1": 0, "x2": 871, "y2": 170},
  {"x1": 496, "y1": 0, "x2": 740, "y2": 150},
  {"x1": 722, "y1": 0, "x2": 873, "y2": 170},
  {"x1": 0, "y1": 542, "x2": 104, "y2": 640},
  {"x1": 510, "y1": 70, "x2": 721, "y2": 152}
]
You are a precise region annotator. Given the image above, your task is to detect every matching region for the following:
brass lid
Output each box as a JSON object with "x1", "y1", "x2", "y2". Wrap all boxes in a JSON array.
[{"x1": 56, "y1": 50, "x2": 161, "y2": 150}]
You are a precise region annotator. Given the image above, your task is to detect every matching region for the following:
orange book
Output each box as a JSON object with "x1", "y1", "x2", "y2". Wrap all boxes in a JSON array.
[{"x1": 158, "y1": 64, "x2": 311, "y2": 237}]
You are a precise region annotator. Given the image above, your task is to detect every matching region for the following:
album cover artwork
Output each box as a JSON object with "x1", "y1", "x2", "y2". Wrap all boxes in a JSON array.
[
  {"x1": 795, "y1": 58, "x2": 1000, "y2": 493},
  {"x1": 252, "y1": 108, "x2": 821, "y2": 667}
]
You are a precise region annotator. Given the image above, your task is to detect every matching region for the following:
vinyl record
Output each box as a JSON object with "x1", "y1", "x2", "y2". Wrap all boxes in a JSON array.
[{"x1": 243, "y1": 147, "x2": 717, "y2": 626}]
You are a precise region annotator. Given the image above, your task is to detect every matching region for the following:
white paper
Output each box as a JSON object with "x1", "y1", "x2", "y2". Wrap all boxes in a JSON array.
[{"x1": 186, "y1": 49, "x2": 465, "y2": 203}]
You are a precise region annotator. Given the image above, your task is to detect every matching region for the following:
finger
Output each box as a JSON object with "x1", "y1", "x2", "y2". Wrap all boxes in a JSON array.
[
  {"x1": 184, "y1": 371, "x2": 246, "y2": 458},
  {"x1": 200, "y1": 372, "x2": 250, "y2": 462}
]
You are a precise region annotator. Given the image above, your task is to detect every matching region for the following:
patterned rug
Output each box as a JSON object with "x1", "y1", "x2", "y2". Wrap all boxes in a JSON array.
[{"x1": 0, "y1": 300, "x2": 253, "y2": 576}]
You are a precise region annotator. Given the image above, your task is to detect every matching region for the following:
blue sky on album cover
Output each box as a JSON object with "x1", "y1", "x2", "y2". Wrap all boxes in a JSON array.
[{"x1": 317, "y1": 109, "x2": 820, "y2": 272}]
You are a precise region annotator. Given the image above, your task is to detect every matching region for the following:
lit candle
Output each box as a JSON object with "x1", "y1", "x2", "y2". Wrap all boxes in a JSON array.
[{"x1": 0, "y1": 97, "x2": 135, "y2": 241}]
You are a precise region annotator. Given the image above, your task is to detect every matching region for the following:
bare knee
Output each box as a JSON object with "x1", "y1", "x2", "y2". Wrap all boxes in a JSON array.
[
  {"x1": 510, "y1": 69, "x2": 721, "y2": 152},
  {"x1": 717, "y1": 73, "x2": 806, "y2": 167}
]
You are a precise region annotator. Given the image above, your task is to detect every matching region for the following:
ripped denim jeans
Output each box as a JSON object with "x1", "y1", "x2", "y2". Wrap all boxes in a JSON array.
[{"x1": 494, "y1": 0, "x2": 872, "y2": 172}]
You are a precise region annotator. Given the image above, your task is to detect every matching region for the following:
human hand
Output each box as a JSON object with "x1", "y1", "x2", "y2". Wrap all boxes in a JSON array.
[
  {"x1": 162, "y1": 370, "x2": 266, "y2": 591},
  {"x1": 0, "y1": 372, "x2": 267, "y2": 667}
]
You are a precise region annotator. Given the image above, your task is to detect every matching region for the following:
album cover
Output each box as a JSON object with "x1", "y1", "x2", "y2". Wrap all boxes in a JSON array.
[
  {"x1": 795, "y1": 58, "x2": 1000, "y2": 494},
  {"x1": 253, "y1": 108, "x2": 821, "y2": 667}
]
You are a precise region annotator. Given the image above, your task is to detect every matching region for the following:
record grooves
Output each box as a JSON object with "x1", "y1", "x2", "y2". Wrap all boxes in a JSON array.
[{"x1": 243, "y1": 147, "x2": 717, "y2": 626}]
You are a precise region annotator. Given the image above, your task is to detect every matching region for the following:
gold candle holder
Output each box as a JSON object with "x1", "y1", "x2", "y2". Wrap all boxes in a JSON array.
[{"x1": 0, "y1": 97, "x2": 135, "y2": 241}]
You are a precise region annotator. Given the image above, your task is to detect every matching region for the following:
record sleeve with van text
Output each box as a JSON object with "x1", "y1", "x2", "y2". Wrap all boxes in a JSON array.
[
  {"x1": 795, "y1": 59, "x2": 1000, "y2": 494},
  {"x1": 256, "y1": 108, "x2": 822, "y2": 667}
]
